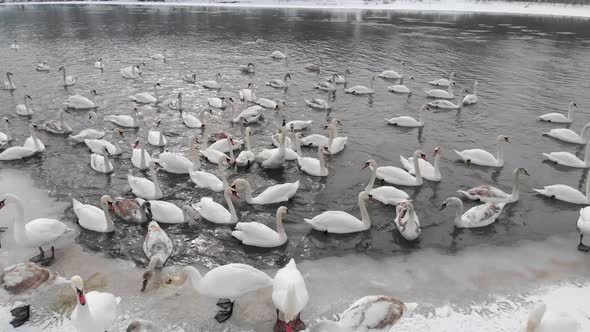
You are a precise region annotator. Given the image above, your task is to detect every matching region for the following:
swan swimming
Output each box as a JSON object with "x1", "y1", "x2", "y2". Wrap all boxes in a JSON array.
[
  {"x1": 58, "y1": 66, "x2": 77, "y2": 87},
  {"x1": 454, "y1": 135, "x2": 510, "y2": 167},
  {"x1": 539, "y1": 100, "x2": 577, "y2": 123},
  {"x1": 458, "y1": 167, "x2": 529, "y2": 203}
]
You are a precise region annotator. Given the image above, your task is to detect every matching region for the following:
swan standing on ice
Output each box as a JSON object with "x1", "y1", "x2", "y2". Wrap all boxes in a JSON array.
[
  {"x1": 385, "y1": 104, "x2": 429, "y2": 127},
  {"x1": 2, "y1": 72, "x2": 16, "y2": 91},
  {"x1": 69, "y1": 275, "x2": 121, "y2": 332},
  {"x1": 141, "y1": 221, "x2": 173, "y2": 292},
  {"x1": 344, "y1": 76, "x2": 375, "y2": 95},
  {"x1": 16, "y1": 94, "x2": 33, "y2": 115},
  {"x1": 72, "y1": 195, "x2": 116, "y2": 233},
  {"x1": 58, "y1": 66, "x2": 77, "y2": 87},
  {"x1": 454, "y1": 135, "x2": 510, "y2": 167},
  {"x1": 539, "y1": 100, "x2": 577, "y2": 123},
  {"x1": 462, "y1": 80, "x2": 478, "y2": 105},
  {"x1": 440, "y1": 197, "x2": 505, "y2": 228},
  {"x1": 232, "y1": 206, "x2": 290, "y2": 248},
  {"x1": 131, "y1": 83, "x2": 161, "y2": 104},
  {"x1": 0, "y1": 193, "x2": 73, "y2": 265},
  {"x1": 128, "y1": 161, "x2": 164, "y2": 200},
  {"x1": 458, "y1": 167, "x2": 529, "y2": 203},
  {"x1": 231, "y1": 178, "x2": 300, "y2": 205},
  {"x1": 305, "y1": 191, "x2": 374, "y2": 234},
  {"x1": 267, "y1": 73, "x2": 292, "y2": 89},
  {"x1": 533, "y1": 169, "x2": 590, "y2": 204},
  {"x1": 363, "y1": 160, "x2": 409, "y2": 205},
  {"x1": 273, "y1": 259, "x2": 308, "y2": 332}
]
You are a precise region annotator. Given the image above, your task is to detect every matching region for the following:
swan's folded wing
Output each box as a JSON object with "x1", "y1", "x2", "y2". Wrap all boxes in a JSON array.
[
  {"x1": 232, "y1": 222, "x2": 278, "y2": 244},
  {"x1": 464, "y1": 203, "x2": 503, "y2": 228},
  {"x1": 256, "y1": 182, "x2": 299, "y2": 203},
  {"x1": 25, "y1": 218, "x2": 71, "y2": 245}
]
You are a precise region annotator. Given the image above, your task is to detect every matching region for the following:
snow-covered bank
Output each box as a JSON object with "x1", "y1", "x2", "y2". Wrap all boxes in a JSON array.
[
  {"x1": 2, "y1": 0, "x2": 590, "y2": 18},
  {"x1": 2, "y1": 168, "x2": 590, "y2": 331}
]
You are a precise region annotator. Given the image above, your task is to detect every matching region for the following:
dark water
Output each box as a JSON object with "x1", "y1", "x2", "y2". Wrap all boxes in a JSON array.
[{"x1": 1, "y1": 4, "x2": 590, "y2": 270}]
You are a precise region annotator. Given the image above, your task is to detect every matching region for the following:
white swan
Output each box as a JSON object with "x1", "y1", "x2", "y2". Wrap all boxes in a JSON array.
[
  {"x1": 577, "y1": 207, "x2": 590, "y2": 252},
  {"x1": 272, "y1": 259, "x2": 308, "y2": 331},
  {"x1": 533, "y1": 169, "x2": 590, "y2": 204},
  {"x1": 240, "y1": 62, "x2": 255, "y2": 74},
  {"x1": 58, "y1": 66, "x2": 76, "y2": 87},
  {"x1": 543, "y1": 140, "x2": 590, "y2": 168},
  {"x1": 190, "y1": 148, "x2": 230, "y2": 192},
  {"x1": 256, "y1": 98, "x2": 279, "y2": 109},
  {"x1": 156, "y1": 138, "x2": 193, "y2": 174},
  {"x1": 311, "y1": 296, "x2": 414, "y2": 332},
  {"x1": 401, "y1": 146, "x2": 442, "y2": 182},
  {"x1": 0, "y1": 117, "x2": 13, "y2": 147},
  {"x1": 70, "y1": 275, "x2": 120, "y2": 332},
  {"x1": 458, "y1": 167, "x2": 529, "y2": 203},
  {"x1": 149, "y1": 49, "x2": 167, "y2": 61},
  {"x1": 271, "y1": 47, "x2": 287, "y2": 59},
  {"x1": 200, "y1": 127, "x2": 235, "y2": 164},
  {"x1": 376, "y1": 150, "x2": 425, "y2": 186},
  {"x1": 113, "y1": 197, "x2": 147, "y2": 224},
  {"x1": 305, "y1": 191, "x2": 373, "y2": 234},
  {"x1": 16, "y1": 94, "x2": 33, "y2": 116},
  {"x1": 326, "y1": 69, "x2": 351, "y2": 84},
  {"x1": 0, "y1": 125, "x2": 40, "y2": 161},
  {"x1": 208, "y1": 96, "x2": 229, "y2": 109},
  {"x1": 539, "y1": 100, "x2": 577, "y2": 123},
  {"x1": 232, "y1": 206, "x2": 289, "y2": 248},
  {"x1": 525, "y1": 301, "x2": 579, "y2": 332},
  {"x1": 429, "y1": 72, "x2": 455, "y2": 87},
  {"x1": 327, "y1": 124, "x2": 347, "y2": 155},
  {"x1": 266, "y1": 73, "x2": 292, "y2": 89},
  {"x1": 0, "y1": 193, "x2": 73, "y2": 265},
  {"x1": 2, "y1": 72, "x2": 16, "y2": 90},
  {"x1": 69, "y1": 112, "x2": 105, "y2": 143},
  {"x1": 137, "y1": 198, "x2": 190, "y2": 224},
  {"x1": 463, "y1": 80, "x2": 478, "y2": 105},
  {"x1": 208, "y1": 133, "x2": 243, "y2": 153},
  {"x1": 232, "y1": 104, "x2": 264, "y2": 124},
  {"x1": 286, "y1": 119, "x2": 313, "y2": 131},
  {"x1": 108, "y1": 108, "x2": 140, "y2": 128},
  {"x1": 121, "y1": 64, "x2": 142, "y2": 79},
  {"x1": 454, "y1": 135, "x2": 510, "y2": 167},
  {"x1": 183, "y1": 109, "x2": 209, "y2": 129},
  {"x1": 43, "y1": 109, "x2": 73, "y2": 134},
  {"x1": 544, "y1": 122, "x2": 590, "y2": 144},
  {"x1": 393, "y1": 200, "x2": 421, "y2": 240},
  {"x1": 167, "y1": 92, "x2": 183, "y2": 110},
  {"x1": 64, "y1": 91, "x2": 97, "y2": 109},
  {"x1": 235, "y1": 127, "x2": 256, "y2": 167},
  {"x1": 94, "y1": 58, "x2": 104, "y2": 69},
  {"x1": 388, "y1": 76, "x2": 413, "y2": 94},
  {"x1": 183, "y1": 73, "x2": 197, "y2": 83},
  {"x1": 85, "y1": 128, "x2": 123, "y2": 155},
  {"x1": 297, "y1": 139, "x2": 329, "y2": 177},
  {"x1": 440, "y1": 197, "x2": 505, "y2": 228},
  {"x1": 35, "y1": 61, "x2": 50, "y2": 72},
  {"x1": 90, "y1": 147, "x2": 114, "y2": 174},
  {"x1": 314, "y1": 74, "x2": 336, "y2": 91},
  {"x1": 231, "y1": 178, "x2": 299, "y2": 205},
  {"x1": 379, "y1": 68, "x2": 403, "y2": 79},
  {"x1": 305, "y1": 98, "x2": 331, "y2": 109},
  {"x1": 259, "y1": 127, "x2": 288, "y2": 169},
  {"x1": 131, "y1": 83, "x2": 160, "y2": 104},
  {"x1": 192, "y1": 187, "x2": 239, "y2": 224},
  {"x1": 141, "y1": 221, "x2": 173, "y2": 292},
  {"x1": 72, "y1": 195, "x2": 115, "y2": 233},
  {"x1": 305, "y1": 57, "x2": 321, "y2": 72},
  {"x1": 344, "y1": 76, "x2": 375, "y2": 95},
  {"x1": 128, "y1": 161, "x2": 164, "y2": 200},
  {"x1": 363, "y1": 160, "x2": 409, "y2": 205},
  {"x1": 428, "y1": 92, "x2": 463, "y2": 109},
  {"x1": 425, "y1": 77, "x2": 454, "y2": 99},
  {"x1": 167, "y1": 264, "x2": 272, "y2": 322},
  {"x1": 202, "y1": 73, "x2": 222, "y2": 89},
  {"x1": 126, "y1": 320, "x2": 155, "y2": 332},
  {"x1": 385, "y1": 105, "x2": 429, "y2": 127},
  {"x1": 239, "y1": 83, "x2": 257, "y2": 103},
  {"x1": 300, "y1": 121, "x2": 339, "y2": 147},
  {"x1": 147, "y1": 120, "x2": 167, "y2": 147},
  {"x1": 132, "y1": 138, "x2": 152, "y2": 170},
  {"x1": 23, "y1": 123, "x2": 45, "y2": 152}
]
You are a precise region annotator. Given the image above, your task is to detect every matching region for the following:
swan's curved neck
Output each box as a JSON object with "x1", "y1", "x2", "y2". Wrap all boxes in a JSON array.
[
  {"x1": 453, "y1": 200, "x2": 464, "y2": 227},
  {"x1": 3, "y1": 121, "x2": 11, "y2": 141},
  {"x1": 7, "y1": 74, "x2": 13, "y2": 86},
  {"x1": 245, "y1": 131, "x2": 252, "y2": 151},
  {"x1": 365, "y1": 165, "x2": 377, "y2": 192},
  {"x1": 510, "y1": 169, "x2": 521, "y2": 201},
  {"x1": 584, "y1": 142, "x2": 590, "y2": 166},
  {"x1": 100, "y1": 199, "x2": 115, "y2": 231},
  {"x1": 149, "y1": 165, "x2": 163, "y2": 197},
  {"x1": 585, "y1": 170, "x2": 590, "y2": 201},
  {"x1": 496, "y1": 140, "x2": 505, "y2": 165},
  {"x1": 358, "y1": 196, "x2": 371, "y2": 227},
  {"x1": 10, "y1": 196, "x2": 28, "y2": 243},
  {"x1": 328, "y1": 126, "x2": 335, "y2": 148},
  {"x1": 154, "y1": 85, "x2": 159, "y2": 103},
  {"x1": 61, "y1": 69, "x2": 66, "y2": 83},
  {"x1": 369, "y1": 77, "x2": 374, "y2": 90},
  {"x1": 190, "y1": 139, "x2": 200, "y2": 170},
  {"x1": 182, "y1": 267, "x2": 203, "y2": 291},
  {"x1": 158, "y1": 127, "x2": 165, "y2": 146},
  {"x1": 218, "y1": 161, "x2": 228, "y2": 188},
  {"x1": 413, "y1": 154, "x2": 423, "y2": 184},
  {"x1": 30, "y1": 127, "x2": 40, "y2": 150},
  {"x1": 224, "y1": 190, "x2": 238, "y2": 222},
  {"x1": 24, "y1": 96, "x2": 30, "y2": 110},
  {"x1": 242, "y1": 182, "x2": 255, "y2": 203},
  {"x1": 276, "y1": 211, "x2": 286, "y2": 239},
  {"x1": 227, "y1": 140, "x2": 235, "y2": 162},
  {"x1": 139, "y1": 144, "x2": 147, "y2": 169},
  {"x1": 147, "y1": 255, "x2": 162, "y2": 272},
  {"x1": 418, "y1": 107, "x2": 424, "y2": 124},
  {"x1": 294, "y1": 135, "x2": 302, "y2": 157},
  {"x1": 318, "y1": 148, "x2": 327, "y2": 171},
  {"x1": 178, "y1": 95, "x2": 183, "y2": 110},
  {"x1": 433, "y1": 152, "x2": 441, "y2": 179}
]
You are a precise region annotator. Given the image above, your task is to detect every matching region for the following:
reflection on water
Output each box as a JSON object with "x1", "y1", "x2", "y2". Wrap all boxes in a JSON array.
[{"x1": 1, "y1": 5, "x2": 590, "y2": 270}]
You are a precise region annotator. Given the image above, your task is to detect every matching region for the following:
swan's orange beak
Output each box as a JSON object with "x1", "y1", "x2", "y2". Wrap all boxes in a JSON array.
[
  {"x1": 231, "y1": 189, "x2": 240, "y2": 199},
  {"x1": 107, "y1": 202, "x2": 115, "y2": 212},
  {"x1": 77, "y1": 288, "x2": 86, "y2": 306},
  {"x1": 362, "y1": 162, "x2": 369, "y2": 169}
]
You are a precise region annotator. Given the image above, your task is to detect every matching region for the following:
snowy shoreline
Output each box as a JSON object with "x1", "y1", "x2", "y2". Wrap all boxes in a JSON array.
[{"x1": 2, "y1": 0, "x2": 590, "y2": 18}]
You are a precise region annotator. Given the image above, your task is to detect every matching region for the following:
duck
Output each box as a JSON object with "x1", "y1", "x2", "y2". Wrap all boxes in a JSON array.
[
  {"x1": 440, "y1": 197, "x2": 506, "y2": 228},
  {"x1": 429, "y1": 72, "x2": 455, "y2": 87},
  {"x1": 231, "y1": 178, "x2": 299, "y2": 205},
  {"x1": 128, "y1": 161, "x2": 164, "y2": 200},
  {"x1": 35, "y1": 61, "x2": 50, "y2": 72},
  {"x1": 202, "y1": 73, "x2": 222, "y2": 89},
  {"x1": 427, "y1": 91, "x2": 463, "y2": 109},
  {"x1": 544, "y1": 122, "x2": 590, "y2": 145},
  {"x1": 425, "y1": 78, "x2": 454, "y2": 99},
  {"x1": 64, "y1": 91, "x2": 98, "y2": 109},
  {"x1": 0, "y1": 117, "x2": 13, "y2": 147},
  {"x1": 314, "y1": 74, "x2": 336, "y2": 91},
  {"x1": 376, "y1": 150, "x2": 426, "y2": 186},
  {"x1": 94, "y1": 58, "x2": 104, "y2": 69},
  {"x1": 183, "y1": 73, "x2": 197, "y2": 83},
  {"x1": 326, "y1": 124, "x2": 347, "y2": 155},
  {"x1": 533, "y1": 169, "x2": 590, "y2": 204},
  {"x1": 326, "y1": 69, "x2": 351, "y2": 84},
  {"x1": 232, "y1": 104, "x2": 264, "y2": 124},
  {"x1": 543, "y1": 140, "x2": 590, "y2": 168},
  {"x1": 462, "y1": 81, "x2": 478, "y2": 105},
  {"x1": 131, "y1": 83, "x2": 161, "y2": 104},
  {"x1": 72, "y1": 195, "x2": 116, "y2": 233},
  {"x1": 577, "y1": 207, "x2": 590, "y2": 252},
  {"x1": 362, "y1": 160, "x2": 409, "y2": 205},
  {"x1": 0, "y1": 125, "x2": 41, "y2": 160},
  {"x1": 454, "y1": 135, "x2": 510, "y2": 167},
  {"x1": 393, "y1": 200, "x2": 421, "y2": 240},
  {"x1": 190, "y1": 147, "x2": 230, "y2": 192},
  {"x1": 385, "y1": 105, "x2": 429, "y2": 127},
  {"x1": 90, "y1": 146, "x2": 114, "y2": 174},
  {"x1": 240, "y1": 62, "x2": 255, "y2": 74},
  {"x1": 525, "y1": 301, "x2": 579, "y2": 332},
  {"x1": 149, "y1": 49, "x2": 167, "y2": 61},
  {"x1": 113, "y1": 197, "x2": 148, "y2": 224},
  {"x1": 458, "y1": 168, "x2": 529, "y2": 203},
  {"x1": 344, "y1": 76, "x2": 375, "y2": 95},
  {"x1": 232, "y1": 206, "x2": 289, "y2": 248},
  {"x1": 131, "y1": 139, "x2": 152, "y2": 170},
  {"x1": 272, "y1": 259, "x2": 308, "y2": 332},
  {"x1": 109, "y1": 108, "x2": 140, "y2": 128},
  {"x1": 311, "y1": 296, "x2": 415, "y2": 332},
  {"x1": 85, "y1": 128, "x2": 124, "y2": 155},
  {"x1": 266, "y1": 73, "x2": 292, "y2": 89},
  {"x1": 305, "y1": 98, "x2": 331, "y2": 109},
  {"x1": 147, "y1": 120, "x2": 167, "y2": 147},
  {"x1": 1, "y1": 262, "x2": 70, "y2": 328},
  {"x1": 235, "y1": 127, "x2": 256, "y2": 167},
  {"x1": 16, "y1": 94, "x2": 33, "y2": 115},
  {"x1": 138, "y1": 198, "x2": 192, "y2": 225},
  {"x1": 388, "y1": 76, "x2": 413, "y2": 94},
  {"x1": 58, "y1": 66, "x2": 77, "y2": 87},
  {"x1": 165, "y1": 263, "x2": 273, "y2": 322},
  {"x1": 121, "y1": 64, "x2": 143, "y2": 79},
  {"x1": 43, "y1": 109, "x2": 73, "y2": 134},
  {"x1": 141, "y1": 221, "x2": 173, "y2": 292},
  {"x1": 297, "y1": 140, "x2": 329, "y2": 177},
  {"x1": 200, "y1": 127, "x2": 236, "y2": 164},
  {"x1": 271, "y1": 47, "x2": 287, "y2": 59},
  {"x1": 401, "y1": 146, "x2": 442, "y2": 182},
  {"x1": 69, "y1": 275, "x2": 121, "y2": 332},
  {"x1": 168, "y1": 92, "x2": 183, "y2": 110},
  {"x1": 305, "y1": 58, "x2": 321, "y2": 72},
  {"x1": 539, "y1": 100, "x2": 578, "y2": 123},
  {"x1": 192, "y1": 187, "x2": 239, "y2": 224},
  {"x1": 69, "y1": 112, "x2": 105, "y2": 143},
  {"x1": 0, "y1": 193, "x2": 73, "y2": 265},
  {"x1": 2, "y1": 72, "x2": 16, "y2": 90},
  {"x1": 23, "y1": 123, "x2": 45, "y2": 152},
  {"x1": 305, "y1": 191, "x2": 373, "y2": 233},
  {"x1": 208, "y1": 96, "x2": 230, "y2": 109},
  {"x1": 239, "y1": 83, "x2": 257, "y2": 102}
]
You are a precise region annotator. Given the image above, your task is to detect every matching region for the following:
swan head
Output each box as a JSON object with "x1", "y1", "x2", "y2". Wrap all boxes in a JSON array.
[
  {"x1": 331, "y1": 118, "x2": 342, "y2": 127},
  {"x1": 245, "y1": 127, "x2": 251, "y2": 136},
  {"x1": 285, "y1": 73, "x2": 292, "y2": 80},
  {"x1": 497, "y1": 135, "x2": 510, "y2": 144},
  {"x1": 26, "y1": 94, "x2": 32, "y2": 100},
  {"x1": 362, "y1": 159, "x2": 376, "y2": 169},
  {"x1": 414, "y1": 150, "x2": 427, "y2": 160},
  {"x1": 154, "y1": 83, "x2": 161, "y2": 88},
  {"x1": 517, "y1": 167, "x2": 530, "y2": 176},
  {"x1": 100, "y1": 195, "x2": 115, "y2": 211},
  {"x1": 433, "y1": 147, "x2": 442, "y2": 157},
  {"x1": 148, "y1": 161, "x2": 159, "y2": 172},
  {"x1": 156, "y1": 120, "x2": 162, "y2": 128},
  {"x1": 70, "y1": 275, "x2": 86, "y2": 305},
  {"x1": 2, "y1": 117, "x2": 10, "y2": 124},
  {"x1": 569, "y1": 100, "x2": 578, "y2": 108},
  {"x1": 358, "y1": 191, "x2": 374, "y2": 202},
  {"x1": 440, "y1": 197, "x2": 461, "y2": 210},
  {"x1": 58, "y1": 66, "x2": 64, "y2": 72},
  {"x1": 182, "y1": 205, "x2": 199, "y2": 225},
  {"x1": 230, "y1": 188, "x2": 240, "y2": 199},
  {"x1": 277, "y1": 206, "x2": 288, "y2": 218},
  {"x1": 218, "y1": 155, "x2": 231, "y2": 166},
  {"x1": 231, "y1": 178, "x2": 249, "y2": 191},
  {"x1": 115, "y1": 128, "x2": 125, "y2": 138},
  {"x1": 88, "y1": 111, "x2": 96, "y2": 121}
]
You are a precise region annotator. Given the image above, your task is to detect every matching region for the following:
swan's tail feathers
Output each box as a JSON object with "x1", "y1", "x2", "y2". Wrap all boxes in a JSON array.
[
  {"x1": 532, "y1": 188, "x2": 549, "y2": 196},
  {"x1": 72, "y1": 198, "x2": 83, "y2": 212},
  {"x1": 541, "y1": 153, "x2": 552, "y2": 161},
  {"x1": 526, "y1": 302, "x2": 546, "y2": 332}
]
